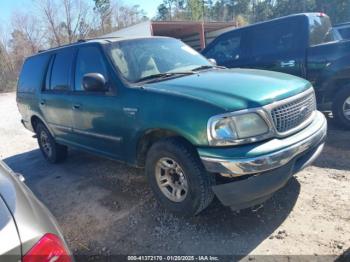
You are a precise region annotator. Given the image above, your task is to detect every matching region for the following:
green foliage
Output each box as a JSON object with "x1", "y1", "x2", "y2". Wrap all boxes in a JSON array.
[
  {"x1": 187, "y1": 0, "x2": 205, "y2": 20},
  {"x1": 155, "y1": 0, "x2": 350, "y2": 24},
  {"x1": 93, "y1": 0, "x2": 111, "y2": 14},
  {"x1": 157, "y1": 3, "x2": 171, "y2": 20}
]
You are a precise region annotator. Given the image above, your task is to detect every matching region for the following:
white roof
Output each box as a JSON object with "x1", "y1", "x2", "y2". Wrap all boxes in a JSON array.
[{"x1": 102, "y1": 21, "x2": 152, "y2": 38}]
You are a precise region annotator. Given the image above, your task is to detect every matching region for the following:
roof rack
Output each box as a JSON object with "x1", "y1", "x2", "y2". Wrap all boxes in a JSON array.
[
  {"x1": 37, "y1": 36, "x2": 121, "y2": 53},
  {"x1": 77, "y1": 36, "x2": 121, "y2": 42}
]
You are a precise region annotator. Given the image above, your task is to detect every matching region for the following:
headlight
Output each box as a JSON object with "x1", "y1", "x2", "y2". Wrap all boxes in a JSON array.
[{"x1": 208, "y1": 112, "x2": 271, "y2": 146}]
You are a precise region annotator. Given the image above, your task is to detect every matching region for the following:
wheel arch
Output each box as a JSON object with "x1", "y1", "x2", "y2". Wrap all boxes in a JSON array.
[
  {"x1": 30, "y1": 115, "x2": 54, "y2": 135},
  {"x1": 135, "y1": 128, "x2": 197, "y2": 167}
]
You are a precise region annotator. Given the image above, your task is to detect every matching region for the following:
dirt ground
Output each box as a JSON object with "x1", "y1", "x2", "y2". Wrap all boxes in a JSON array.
[{"x1": 1, "y1": 92, "x2": 349, "y2": 260}]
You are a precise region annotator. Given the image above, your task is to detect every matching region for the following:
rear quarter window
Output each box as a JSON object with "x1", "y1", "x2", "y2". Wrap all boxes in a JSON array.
[{"x1": 18, "y1": 54, "x2": 51, "y2": 93}]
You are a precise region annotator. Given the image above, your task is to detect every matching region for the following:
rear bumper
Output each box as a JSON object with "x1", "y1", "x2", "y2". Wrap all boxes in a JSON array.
[{"x1": 199, "y1": 111, "x2": 327, "y2": 210}]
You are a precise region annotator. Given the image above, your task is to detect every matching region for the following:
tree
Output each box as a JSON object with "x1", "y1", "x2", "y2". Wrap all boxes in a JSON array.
[
  {"x1": 157, "y1": 3, "x2": 171, "y2": 20},
  {"x1": 62, "y1": 0, "x2": 90, "y2": 43},
  {"x1": 187, "y1": 0, "x2": 205, "y2": 21},
  {"x1": 35, "y1": 0, "x2": 63, "y2": 46},
  {"x1": 315, "y1": 0, "x2": 350, "y2": 24},
  {"x1": 0, "y1": 28, "x2": 17, "y2": 92},
  {"x1": 93, "y1": 0, "x2": 113, "y2": 34}
]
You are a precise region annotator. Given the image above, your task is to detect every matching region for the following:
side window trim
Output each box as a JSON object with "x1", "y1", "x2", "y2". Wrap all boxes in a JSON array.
[{"x1": 44, "y1": 54, "x2": 55, "y2": 92}]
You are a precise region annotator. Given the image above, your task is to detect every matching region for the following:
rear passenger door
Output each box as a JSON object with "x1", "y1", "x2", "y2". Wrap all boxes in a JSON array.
[
  {"x1": 245, "y1": 17, "x2": 307, "y2": 78},
  {"x1": 39, "y1": 48, "x2": 75, "y2": 141},
  {"x1": 70, "y1": 44, "x2": 124, "y2": 159},
  {"x1": 203, "y1": 30, "x2": 249, "y2": 68}
]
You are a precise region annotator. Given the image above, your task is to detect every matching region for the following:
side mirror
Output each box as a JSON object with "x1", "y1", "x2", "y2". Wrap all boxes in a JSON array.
[
  {"x1": 82, "y1": 73, "x2": 107, "y2": 92},
  {"x1": 208, "y1": 58, "x2": 217, "y2": 66}
]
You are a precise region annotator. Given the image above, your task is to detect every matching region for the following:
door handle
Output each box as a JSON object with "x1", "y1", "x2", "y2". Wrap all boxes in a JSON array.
[
  {"x1": 40, "y1": 100, "x2": 46, "y2": 106},
  {"x1": 280, "y1": 60, "x2": 296, "y2": 68},
  {"x1": 72, "y1": 104, "x2": 81, "y2": 110}
]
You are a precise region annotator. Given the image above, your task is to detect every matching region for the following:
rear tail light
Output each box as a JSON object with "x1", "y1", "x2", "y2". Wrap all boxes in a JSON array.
[{"x1": 23, "y1": 233, "x2": 71, "y2": 262}]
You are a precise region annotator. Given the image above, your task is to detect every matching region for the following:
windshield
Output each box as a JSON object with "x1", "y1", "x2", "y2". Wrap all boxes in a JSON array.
[
  {"x1": 309, "y1": 14, "x2": 336, "y2": 46},
  {"x1": 107, "y1": 38, "x2": 212, "y2": 83}
]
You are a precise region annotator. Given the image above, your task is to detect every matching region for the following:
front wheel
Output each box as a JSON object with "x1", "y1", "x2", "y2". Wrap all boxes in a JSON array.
[
  {"x1": 145, "y1": 137, "x2": 215, "y2": 216},
  {"x1": 332, "y1": 88, "x2": 350, "y2": 129},
  {"x1": 36, "y1": 122, "x2": 68, "y2": 163}
]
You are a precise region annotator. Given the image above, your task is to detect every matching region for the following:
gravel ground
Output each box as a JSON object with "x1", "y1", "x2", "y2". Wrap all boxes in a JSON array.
[{"x1": 1, "y1": 92, "x2": 349, "y2": 260}]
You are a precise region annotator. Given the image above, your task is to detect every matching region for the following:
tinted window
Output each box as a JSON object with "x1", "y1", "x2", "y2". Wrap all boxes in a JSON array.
[
  {"x1": 204, "y1": 33, "x2": 241, "y2": 64},
  {"x1": 75, "y1": 45, "x2": 108, "y2": 91},
  {"x1": 339, "y1": 27, "x2": 350, "y2": 39},
  {"x1": 309, "y1": 15, "x2": 335, "y2": 46},
  {"x1": 18, "y1": 54, "x2": 51, "y2": 93},
  {"x1": 250, "y1": 19, "x2": 302, "y2": 56},
  {"x1": 50, "y1": 48, "x2": 74, "y2": 90}
]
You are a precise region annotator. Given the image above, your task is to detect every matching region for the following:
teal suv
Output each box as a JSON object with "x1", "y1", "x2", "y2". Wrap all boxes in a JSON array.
[{"x1": 17, "y1": 37, "x2": 327, "y2": 216}]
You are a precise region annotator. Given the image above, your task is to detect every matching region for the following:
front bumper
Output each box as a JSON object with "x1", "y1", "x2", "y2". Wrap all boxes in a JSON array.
[
  {"x1": 199, "y1": 111, "x2": 327, "y2": 210},
  {"x1": 201, "y1": 111, "x2": 327, "y2": 176}
]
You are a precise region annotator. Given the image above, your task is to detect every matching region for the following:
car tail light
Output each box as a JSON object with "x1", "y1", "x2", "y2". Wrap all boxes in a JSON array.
[{"x1": 23, "y1": 233, "x2": 71, "y2": 262}]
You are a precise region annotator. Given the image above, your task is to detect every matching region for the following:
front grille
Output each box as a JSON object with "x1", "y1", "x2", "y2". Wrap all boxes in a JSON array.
[{"x1": 271, "y1": 91, "x2": 316, "y2": 133}]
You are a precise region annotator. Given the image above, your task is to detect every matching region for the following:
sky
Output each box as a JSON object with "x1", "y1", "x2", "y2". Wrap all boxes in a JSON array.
[{"x1": 0, "y1": 0, "x2": 163, "y2": 24}]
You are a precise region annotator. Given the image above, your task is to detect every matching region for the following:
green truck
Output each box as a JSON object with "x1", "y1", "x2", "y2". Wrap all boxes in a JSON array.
[
  {"x1": 202, "y1": 13, "x2": 350, "y2": 128},
  {"x1": 17, "y1": 37, "x2": 327, "y2": 216}
]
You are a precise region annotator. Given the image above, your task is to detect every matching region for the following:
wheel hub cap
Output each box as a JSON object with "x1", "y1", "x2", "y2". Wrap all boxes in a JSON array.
[
  {"x1": 155, "y1": 157, "x2": 188, "y2": 202},
  {"x1": 40, "y1": 131, "x2": 52, "y2": 157},
  {"x1": 343, "y1": 96, "x2": 350, "y2": 120}
]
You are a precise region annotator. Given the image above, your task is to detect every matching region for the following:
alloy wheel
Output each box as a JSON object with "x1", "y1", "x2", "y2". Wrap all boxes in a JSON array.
[
  {"x1": 343, "y1": 96, "x2": 350, "y2": 120},
  {"x1": 155, "y1": 157, "x2": 188, "y2": 202},
  {"x1": 40, "y1": 131, "x2": 52, "y2": 158}
]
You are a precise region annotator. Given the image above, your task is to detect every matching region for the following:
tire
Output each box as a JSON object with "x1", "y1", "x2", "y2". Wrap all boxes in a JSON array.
[
  {"x1": 145, "y1": 137, "x2": 215, "y2": 216},
  {"x1": 332, "y1": 88, "x2": 350, "y2": 129},
  {"x1": 36, "y1": 122, "x2": 67, "y2": 163}
]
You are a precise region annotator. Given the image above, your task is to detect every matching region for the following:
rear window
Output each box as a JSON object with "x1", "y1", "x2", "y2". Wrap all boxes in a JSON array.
[
  {"x1": 309, "y1": 14, "x2": 335, "y2": 46},
  {"x1": 339, "y1": 27, "x2": 350, "y2": 39},
  {"x1": 18, "y1": 54, "x2": 51, "y2": 93}
]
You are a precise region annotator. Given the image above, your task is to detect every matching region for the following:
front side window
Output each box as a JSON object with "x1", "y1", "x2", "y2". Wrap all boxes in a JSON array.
[
  {"x1": 204, "y1": 34, "x2": 242, "y2": 64},
  {"x1": 75, "y1": 45, "x2": 108, "y2": 91},
  {"x1": 107, "y1": 38, "x2": 212, "y2": 83},
  {"x1": 50, "y1": 48, "x2": 74, "y2": 91}
]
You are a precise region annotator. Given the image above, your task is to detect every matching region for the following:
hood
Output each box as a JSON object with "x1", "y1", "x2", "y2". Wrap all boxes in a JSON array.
[{"x1": 143, "y1": 69, "x2": 312, "y2": 111}]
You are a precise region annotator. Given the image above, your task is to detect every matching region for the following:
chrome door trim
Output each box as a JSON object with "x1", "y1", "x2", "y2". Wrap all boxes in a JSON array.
[{"x1": 73, "y1": 128, "x2": 123, "y2": 142}]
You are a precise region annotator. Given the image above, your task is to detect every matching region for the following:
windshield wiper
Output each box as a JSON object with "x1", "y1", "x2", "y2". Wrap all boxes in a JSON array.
[
  {"x1": 136, "y1": 72, "x2": 194, "y2": 83},
  {"x1": 191, "y1": 65, "x2": 226, "y2": 71}
]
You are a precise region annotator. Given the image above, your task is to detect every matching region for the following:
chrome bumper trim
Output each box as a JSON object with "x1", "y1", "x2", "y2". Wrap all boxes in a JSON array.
[{"x1": 201, "y1": 111, "x2": 327, "y2": 176}]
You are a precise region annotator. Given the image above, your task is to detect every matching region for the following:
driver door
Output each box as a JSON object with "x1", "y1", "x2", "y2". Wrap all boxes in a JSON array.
[{"x1": 70, "y1": 44, "x2": 125, "y2": 159}]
